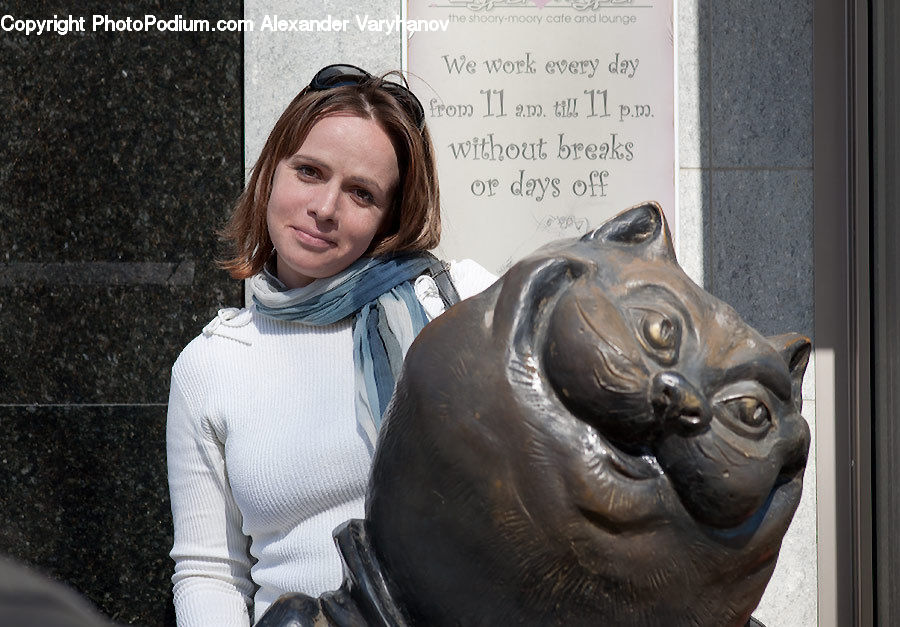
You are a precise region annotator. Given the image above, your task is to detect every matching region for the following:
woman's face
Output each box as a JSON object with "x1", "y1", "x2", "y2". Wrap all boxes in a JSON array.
[{"x1": 267, "y1": 113, "x2": 400, "y2": 289}]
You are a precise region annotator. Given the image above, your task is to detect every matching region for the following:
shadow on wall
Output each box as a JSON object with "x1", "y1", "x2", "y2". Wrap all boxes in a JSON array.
[{"x1": 683, "y1": 0, "x2": 814, "y2": 340}]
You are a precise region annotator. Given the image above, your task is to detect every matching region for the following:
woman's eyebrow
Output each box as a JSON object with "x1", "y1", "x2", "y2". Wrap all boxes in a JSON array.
[
  {"x1": 345, "y1": 174, "x2": 388, "y2": 196},
  {"x1": 286, "y1": 153, "x2": 327, "y2": 169}
]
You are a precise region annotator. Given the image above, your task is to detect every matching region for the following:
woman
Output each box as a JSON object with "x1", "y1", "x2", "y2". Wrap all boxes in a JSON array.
[{"x1": 166, "y1": 64, "x2": 494, "y2": 626}]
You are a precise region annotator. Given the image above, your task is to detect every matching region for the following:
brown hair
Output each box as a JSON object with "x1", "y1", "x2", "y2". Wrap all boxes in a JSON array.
[{"x1": 220, "y1": 75, "x2": 442, "y2": 279}]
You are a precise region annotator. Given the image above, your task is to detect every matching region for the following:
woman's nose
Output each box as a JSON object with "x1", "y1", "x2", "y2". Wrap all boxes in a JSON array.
[{"x1": 309, "y1": 185, "x2": 340, "y2": 222}]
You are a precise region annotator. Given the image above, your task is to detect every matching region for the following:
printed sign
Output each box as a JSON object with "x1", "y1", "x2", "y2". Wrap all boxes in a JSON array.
[{"x1": 406, "y1": 0, "x2": 675, "y2": 272}]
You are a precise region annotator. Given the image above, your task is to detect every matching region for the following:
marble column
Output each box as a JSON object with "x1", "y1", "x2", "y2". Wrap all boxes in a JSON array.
[
  {"x1": 0, "y1": 1, "x2": 243, "y2": 624},
  {"x1": 678, "y1": 1, "x2": 816, "y2": 624}
]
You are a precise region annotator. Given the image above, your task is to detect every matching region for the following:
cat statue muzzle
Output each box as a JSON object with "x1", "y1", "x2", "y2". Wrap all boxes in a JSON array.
[{"x1": 258, "y1": 202, "x2": 811, "y2": 627}]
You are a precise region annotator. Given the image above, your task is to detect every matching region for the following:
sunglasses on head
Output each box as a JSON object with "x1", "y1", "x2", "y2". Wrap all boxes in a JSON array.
[{"x1": 308, "y1": 64, "x2": 426, "y2": 131}]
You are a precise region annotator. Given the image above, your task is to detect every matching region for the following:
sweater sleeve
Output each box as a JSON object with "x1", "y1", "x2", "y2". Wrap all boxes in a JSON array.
[{"x1": 166, "y1": 350, "x2": 255, "y2": 627}]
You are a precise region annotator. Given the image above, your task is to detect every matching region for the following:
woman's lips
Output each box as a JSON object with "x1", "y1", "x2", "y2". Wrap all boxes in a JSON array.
[{"x1": 290, "y1": 225, "x2": 335, "y2": 249}]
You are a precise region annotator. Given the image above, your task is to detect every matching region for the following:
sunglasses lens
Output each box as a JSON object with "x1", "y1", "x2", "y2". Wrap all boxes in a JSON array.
[
  {"x1": 309, "y1": 65, "x2": 425, "y2": 130},
  {"x1": 311, "y1": 64, "x2": 370, "y2": 89},
  {"x1": 382, "y1": 84, "x2": 425, "y2": 129}
]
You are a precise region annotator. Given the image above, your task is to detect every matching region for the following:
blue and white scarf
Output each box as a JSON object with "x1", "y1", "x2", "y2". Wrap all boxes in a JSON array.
[{"x1": 249, "y1": 253, "x2": 438, "y2": 451}]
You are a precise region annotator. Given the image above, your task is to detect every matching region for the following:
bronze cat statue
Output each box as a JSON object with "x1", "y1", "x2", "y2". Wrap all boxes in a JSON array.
[{"x1": 258, "y1": 202, "x2": 810, "y2": 627}]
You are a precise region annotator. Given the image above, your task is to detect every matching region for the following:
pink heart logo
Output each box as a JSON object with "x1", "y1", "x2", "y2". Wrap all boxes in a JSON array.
[{"x1": 533, "y1": 0, "x2": 551, "y2": 7}]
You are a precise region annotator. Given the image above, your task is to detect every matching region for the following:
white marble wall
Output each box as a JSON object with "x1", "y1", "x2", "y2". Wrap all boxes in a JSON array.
[
  {"x1": 245, "y1": 1, "x2": 818, "y2": 623},
  {"x1": 678, "y1": 1, "x2": 816, "y2": 624},
  {"x1": 244, "y1": 0, "x2": 401, "y2": 176}
]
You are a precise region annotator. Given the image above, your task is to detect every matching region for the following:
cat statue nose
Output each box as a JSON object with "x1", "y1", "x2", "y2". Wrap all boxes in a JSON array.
[{"x1": 650, "y1": 371, "x2": 711, "y2": 435}]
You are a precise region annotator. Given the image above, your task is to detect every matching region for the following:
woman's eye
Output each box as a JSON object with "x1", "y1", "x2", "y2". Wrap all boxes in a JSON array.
[
  {"x1": 724, "y1": 396, "x2": 771, "y2": 428},
  {"x1": 352, "y1": 188, "x2": 375, "y2": 204},
  {"x1": 294, "y1": 165, "x2": 318, "y2": 178},
  {"x1": 642, "y1": 311, "x2": 678, "y2": 351}
]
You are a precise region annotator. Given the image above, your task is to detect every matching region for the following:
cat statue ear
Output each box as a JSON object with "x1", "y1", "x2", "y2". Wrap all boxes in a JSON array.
[
  {"x1": 491, "y1": 256, "x2": 586, "y2": 361},
  {"x1": 768, "y1": 333, "x2": 812, "y2": 411},
  {"x1": 495, "y1": 202, "x2": 675, "y2": 366},
  {"x1": 583, "y1": 201, "x2": 677, "y2": 261}
]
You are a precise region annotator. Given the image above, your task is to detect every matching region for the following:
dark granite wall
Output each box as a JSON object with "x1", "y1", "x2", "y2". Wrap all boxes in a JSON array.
[{"x1": 0, "y1": 1, "x2": 243, "y2": 624}]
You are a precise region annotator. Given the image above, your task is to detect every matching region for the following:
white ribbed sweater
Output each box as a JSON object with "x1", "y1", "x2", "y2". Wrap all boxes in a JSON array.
[{"x1": 166, "y1": 261, "x2": 495, "y2": 626}]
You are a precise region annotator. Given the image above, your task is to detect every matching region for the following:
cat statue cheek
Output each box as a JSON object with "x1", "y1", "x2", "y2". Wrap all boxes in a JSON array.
[
  {"x1": 654, "y1": 416, "x2": 809, "y2": 529},
  {"x1": 543, "y1": 285, "x2": 658, "y2": 445}
]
